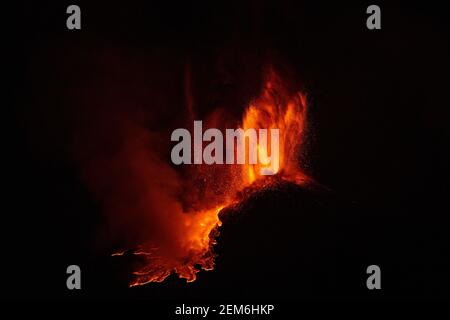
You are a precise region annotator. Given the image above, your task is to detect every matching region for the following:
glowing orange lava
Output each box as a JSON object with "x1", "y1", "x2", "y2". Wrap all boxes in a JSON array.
[{"x1": 118, "y1": 68, "x2": 308, "y2": 287}]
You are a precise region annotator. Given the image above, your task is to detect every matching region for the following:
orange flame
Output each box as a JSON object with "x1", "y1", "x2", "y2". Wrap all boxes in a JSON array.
[
  {"x1": 121, "y1": 68, "x2": 308, "y2": 287},
  {"x1": 242, "y1": 69, "x2": 307, "y2": 185}
]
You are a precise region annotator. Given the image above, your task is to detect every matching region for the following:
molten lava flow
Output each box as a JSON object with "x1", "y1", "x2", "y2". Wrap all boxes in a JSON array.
[
  {"x1": 119, "y1": 68, "x2": 308, "y2": 287},
  {"x1": 121, "y1": 206, "x2": 223, "y2": 286}
]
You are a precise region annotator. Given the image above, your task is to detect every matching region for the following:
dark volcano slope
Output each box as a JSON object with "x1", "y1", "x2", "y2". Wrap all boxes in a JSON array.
[
  {"x1": 208, "y1": 179, "x2": 450, "y2": 299},
  {"x1": 210, "y1": 181, "x2": 367, "y2": 299}
]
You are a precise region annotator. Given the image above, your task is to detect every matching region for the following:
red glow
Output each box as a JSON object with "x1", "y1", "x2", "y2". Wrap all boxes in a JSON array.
[{"x1": 115, "y1": 67, "x2": 309, "y2": 287}]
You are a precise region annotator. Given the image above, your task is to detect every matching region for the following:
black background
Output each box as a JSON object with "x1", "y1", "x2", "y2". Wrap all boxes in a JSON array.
[{"x1": 7, "y1": 0, "x2": 450, "y2": 301}]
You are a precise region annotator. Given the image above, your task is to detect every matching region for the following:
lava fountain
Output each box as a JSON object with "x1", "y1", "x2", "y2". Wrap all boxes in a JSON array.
[{"x1": 111, "y1": 67, "x2": 308, "y2": 287}]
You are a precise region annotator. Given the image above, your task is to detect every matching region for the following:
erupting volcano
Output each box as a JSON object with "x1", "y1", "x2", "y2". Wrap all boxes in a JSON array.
[
  {"x1": 109, "y1": 68, "x2": 309, "y2": 287},
  {"x1": 77, "y1": 65, "x2": 309, "y2": 287}
]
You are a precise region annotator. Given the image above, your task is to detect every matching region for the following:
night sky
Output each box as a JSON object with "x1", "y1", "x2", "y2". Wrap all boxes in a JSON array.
[{"x1": 7, "y1": 0, "x2": 450, "y2": 304}]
